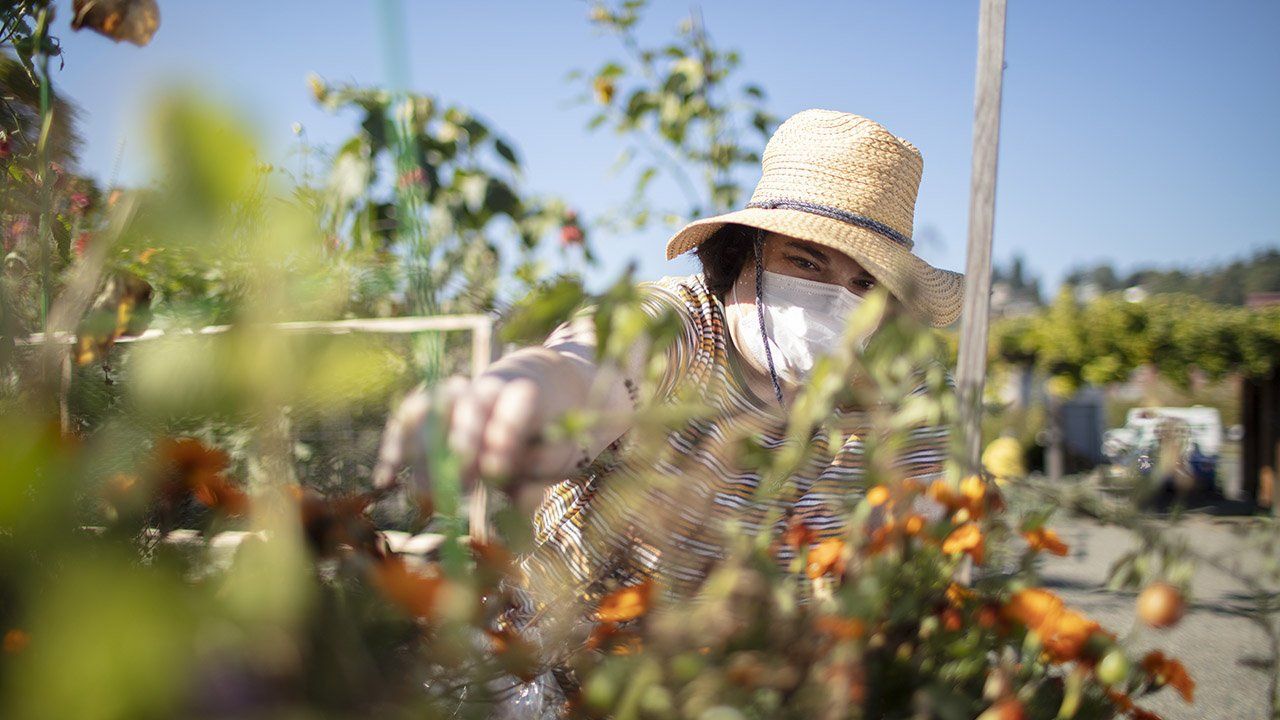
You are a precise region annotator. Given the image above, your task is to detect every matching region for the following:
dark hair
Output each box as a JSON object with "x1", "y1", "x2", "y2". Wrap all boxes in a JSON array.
[{"x1": 695, "y1": 223, "x2": 757, "y2": 299}]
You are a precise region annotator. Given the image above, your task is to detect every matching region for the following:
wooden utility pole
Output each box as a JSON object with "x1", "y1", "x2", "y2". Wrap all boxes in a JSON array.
[{"x1": 955, "y1": 0, "x2": 1008, "y2": 474}]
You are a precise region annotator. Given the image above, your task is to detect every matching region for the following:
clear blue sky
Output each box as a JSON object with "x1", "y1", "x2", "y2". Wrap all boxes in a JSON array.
[{"x1": 47, "y1": 0, "x2": 1280, "y2": 294}]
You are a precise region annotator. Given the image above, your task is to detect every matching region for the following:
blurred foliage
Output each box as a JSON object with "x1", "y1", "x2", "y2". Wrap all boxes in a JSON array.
[
  {"x1": 1066, "y1": 249, "x2": 1280, "y2": 307},
  {"x1": 307, "y1": 76, "x2": 592, "y2": 319},
  {"x1": 1, "y1": 1, "x2": 61, "y2": 85},
  {"x1": 571, "y1": 0, "x2": 777, "y2": 234},
  {"x1": 0, "y1": 5, "x2": 1276, "y2": 720},
  {"x1": 990, "y1": 288, "x2": 1280, "y2": 394},
  {"x1": 0, "y1": 84, "x2": 1214, "y2": 717}
]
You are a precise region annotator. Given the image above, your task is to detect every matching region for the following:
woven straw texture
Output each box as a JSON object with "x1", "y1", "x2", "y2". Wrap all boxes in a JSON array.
[{"x1": 665, "y1": 109, "x2": 964, "y2": 327}]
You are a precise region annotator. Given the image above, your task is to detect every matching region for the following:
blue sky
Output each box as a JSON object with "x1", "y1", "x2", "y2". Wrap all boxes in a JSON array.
[{"x1": 46, "y1": 0, "x2": 1280, "y2": 294}]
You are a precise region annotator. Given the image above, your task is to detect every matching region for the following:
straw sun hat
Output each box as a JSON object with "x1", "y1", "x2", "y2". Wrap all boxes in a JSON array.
[{"x1": 665, "y1": 109, "x2": 964, "y2": 327}]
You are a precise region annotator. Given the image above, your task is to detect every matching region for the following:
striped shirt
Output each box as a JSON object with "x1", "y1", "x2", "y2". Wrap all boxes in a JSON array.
[{"x1": 508, "y1": 273, "x2": 948, "y2": 637}]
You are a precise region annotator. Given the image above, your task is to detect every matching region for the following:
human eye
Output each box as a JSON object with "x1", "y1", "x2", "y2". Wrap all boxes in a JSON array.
[
  {"x1": 786, "y1": 255, "x2": 819, "y2": 272},
  {"x1": 852, "y1": 277, "x2": 876, "y2": 291}
]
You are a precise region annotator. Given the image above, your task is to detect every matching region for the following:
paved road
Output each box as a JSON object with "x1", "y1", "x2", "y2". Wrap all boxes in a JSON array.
[{"x1": 1041, "y1": 514, "x2": 1276, "y2": 720}]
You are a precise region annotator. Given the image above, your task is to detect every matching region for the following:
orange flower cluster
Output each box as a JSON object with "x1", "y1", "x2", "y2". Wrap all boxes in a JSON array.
[
  {"x1": 154, "y1": 437, "x2": 249, "y2": 516},
  {"x1": 1001, "y1": 588, "x2": 1108, "y2": 663},
  {"x1": 941, "y1": 522, "x2": 985, "y2": 565},
  {"x1": 928, "y1": 475, "x2": 1004, "y2": 522}
]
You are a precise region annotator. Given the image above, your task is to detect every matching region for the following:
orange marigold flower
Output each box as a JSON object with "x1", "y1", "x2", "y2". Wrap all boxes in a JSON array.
[
  {"x1": 371, "y1": 557, "x2": 443, "y2": 619},
  {"x1": 807, "y1": 538, "x2": 846, "y2": 579},
  {"x1": 156, "y1": 437, "x2": 248, "y2": 516},
  {"x1": 941, "y1": 522, "x2": 985, "y2": 565},
  {"x1": 945, "y1": 582, "x2": 974, "y2": 608},
  {"x1": 927, "y1": 479, "x2": 962, "y2": 513},
  {"x1": 1023, "y1": 527, "x2": 1069, "y2": 556},
  {"x1": 960, "y1": 474, "x2": 986, "y2": 511},
  {"x1": 1003, "y1": 588, "x2": 1064, "y2": 630},
  {"x1": 904, "y1": 514, "x2": 925, "y2": 536},
  {"x1": 1142, "y1": 651, "x2": 1195, "y2": 703},
  {"x1": 866, "y1": 485, "x2": 890, "y2": 507},
  {"x1": 586, "y1": 622, "x2": 642, "y2": 654},
  {"x1": 1040, "y1": 608, "x2": 1102, "y2": 663},
  {"x1": 596, "y1": 580, "x2": 654, "y2": 623}
]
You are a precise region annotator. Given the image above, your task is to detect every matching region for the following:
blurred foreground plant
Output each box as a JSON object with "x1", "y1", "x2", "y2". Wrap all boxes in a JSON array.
[{"x1": 0, "y1": 89, "x2": 1228, "y2": 720}]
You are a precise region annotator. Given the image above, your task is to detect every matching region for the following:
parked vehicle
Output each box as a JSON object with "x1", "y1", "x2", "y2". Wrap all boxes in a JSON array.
[{"x1": 1102, "y1": 407, "x2": 1223, "y2": 497}]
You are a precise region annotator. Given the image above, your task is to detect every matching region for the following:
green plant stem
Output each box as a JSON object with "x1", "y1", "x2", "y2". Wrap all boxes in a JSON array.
[{"x1": 33, "y1": 7, "x2": 52, "y2": 331}]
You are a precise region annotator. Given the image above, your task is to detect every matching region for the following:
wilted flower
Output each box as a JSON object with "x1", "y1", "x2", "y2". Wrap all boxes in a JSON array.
[{"x1": 1142, "y1": 651, "x2": 1195, "y2": 702}]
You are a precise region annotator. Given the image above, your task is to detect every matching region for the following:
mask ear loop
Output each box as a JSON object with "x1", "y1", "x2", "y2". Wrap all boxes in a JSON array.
[{"x1": 753, "y1": 228, "x2": 785, "y2": 407}]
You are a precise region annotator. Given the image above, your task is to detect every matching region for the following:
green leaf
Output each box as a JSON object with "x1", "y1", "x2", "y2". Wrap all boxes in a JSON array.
[
  {"x1": 484, "y1": 178, "x2": 520, "y2": 216},
  {"x1": 598, "y1": 62, "x2": 626, "y2": 79},
  {"x1": 501, "y1": 277, "x2": 587, "y2": 345},
  {"x1": 493, "y1": 137, "x2": 519, "y2": 166}
]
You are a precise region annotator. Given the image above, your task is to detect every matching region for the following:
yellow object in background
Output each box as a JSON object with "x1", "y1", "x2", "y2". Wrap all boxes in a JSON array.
[{"x1": 982, "y1": 436, "x2": 1026, "y2": 484}]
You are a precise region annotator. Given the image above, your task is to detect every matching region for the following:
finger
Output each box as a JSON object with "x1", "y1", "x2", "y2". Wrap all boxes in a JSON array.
[
  {"x1": 372, "y1": 384, "x2": 432, "y2": 489},
  {"x1": 409, "y1": 377, "x2": 470, "y2": 492},
  {"x1": 449, "y1": 375, "x2": 506, "y2": 483},
  {"x1": 478, "y1": 378, "x2": 541, "y2": 482},
  {"x1": 371, "y1": 378, "x2": 467, "y2": 492},
  {"x1": 527, "y1": 435, "x2": 589, "y2": 482}
]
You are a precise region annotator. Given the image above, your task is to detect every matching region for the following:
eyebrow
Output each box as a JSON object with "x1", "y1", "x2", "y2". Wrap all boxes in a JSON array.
[{"x1": 785, "y1": 241, "x2": 829, "y2": 267}]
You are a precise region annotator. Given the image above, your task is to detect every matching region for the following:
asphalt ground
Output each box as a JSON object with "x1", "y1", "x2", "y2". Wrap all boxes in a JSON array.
[{"x1": 1042, "y1": 513, "x2": 1277, "y2": 720}]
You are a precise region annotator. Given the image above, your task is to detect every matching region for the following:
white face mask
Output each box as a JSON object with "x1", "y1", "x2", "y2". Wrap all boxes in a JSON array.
[{"x1": 732, "y1": 270, "x2": 868, "y2": 386}]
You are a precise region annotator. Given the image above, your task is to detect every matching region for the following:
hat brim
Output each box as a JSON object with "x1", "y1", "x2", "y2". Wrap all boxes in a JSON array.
[{"x1": 665, "y1": 207, "x2": 965, "y2": 327}]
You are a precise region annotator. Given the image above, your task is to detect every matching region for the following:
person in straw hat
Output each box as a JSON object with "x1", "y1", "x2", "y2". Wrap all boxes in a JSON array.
[{"x1": 373, "y1": 109, "x2": 962, "y2": 710}]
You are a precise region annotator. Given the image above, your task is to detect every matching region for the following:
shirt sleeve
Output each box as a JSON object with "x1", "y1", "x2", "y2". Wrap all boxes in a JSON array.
[
  {"x1": 631, "y1": 278, "x2": 707, "y2": 402},
  {"x1": 539, "y1": 275, "x2": 709, "y2": 407}
]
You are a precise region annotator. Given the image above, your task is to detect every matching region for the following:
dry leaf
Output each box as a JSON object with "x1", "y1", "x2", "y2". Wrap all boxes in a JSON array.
[{"x1": 72, "y1": 0, "x2": 161, "y2": 46}]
